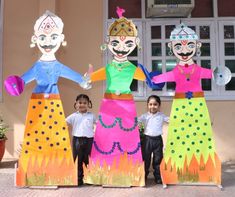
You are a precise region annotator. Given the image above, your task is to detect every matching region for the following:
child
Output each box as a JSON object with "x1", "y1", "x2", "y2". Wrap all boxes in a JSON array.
[
  {"x1": 138, "y1": 95, "x2": 169, "y2": 184},
  {"x1": 66, "y1": 94, "x2": 96, "y2": 186}
]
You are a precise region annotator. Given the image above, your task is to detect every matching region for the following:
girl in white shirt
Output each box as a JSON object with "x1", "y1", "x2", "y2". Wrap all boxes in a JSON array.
[
  {"x1": 139, "y1": 95, "x2": 169, "y2": 184},
  {"x1": 66, "y1": 94, "x2": 96, "y2": 186}
]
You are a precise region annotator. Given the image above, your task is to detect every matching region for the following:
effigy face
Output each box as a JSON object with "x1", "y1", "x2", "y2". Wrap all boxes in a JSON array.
[
  {"x1": 34, "y1": 29, "x2": 64, "y2": 55},
  {"x1": 107, "y1": 35, "x2": 138, "y2": 60},
  {"x1": 168, "y1": 23, "x2": 201, "y2": 64},
  {"x1": 107, "y1": 7, "x2": 139, "y2": 61},
  {"x1": 171, "y1": 39, "x2": 197, "y2": 62},
  {"x1": 31, "y1": 11, "x2": 65, "y2": 56}
]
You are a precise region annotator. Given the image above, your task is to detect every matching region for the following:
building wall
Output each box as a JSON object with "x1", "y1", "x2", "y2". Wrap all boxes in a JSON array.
[{"x1": 1, "y1": 0, "x2": 235, "y2": 162}]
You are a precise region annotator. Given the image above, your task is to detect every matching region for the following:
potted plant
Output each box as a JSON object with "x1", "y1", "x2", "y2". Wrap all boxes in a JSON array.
[{"x1": 0, "y1": 115, "x2": 9, "y2": 162}]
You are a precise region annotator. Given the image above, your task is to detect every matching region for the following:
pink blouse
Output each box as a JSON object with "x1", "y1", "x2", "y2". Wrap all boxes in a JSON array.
[{"x1": 152, "y1": 64, "x2": 212, "y2": 93}]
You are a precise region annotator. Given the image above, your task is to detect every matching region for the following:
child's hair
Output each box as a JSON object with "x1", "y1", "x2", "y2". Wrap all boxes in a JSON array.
[
  {"x1": 74, "y1": 94, "x2": 92, "y2": 109},
  {"x1": 147, "y1": 95, "x2": 161, "y2": 106}
]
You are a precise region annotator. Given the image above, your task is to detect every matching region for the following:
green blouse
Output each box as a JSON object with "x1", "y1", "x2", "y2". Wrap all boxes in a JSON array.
[{"x1": 105, "y1": 61, "x2": 136, "y2": 94}]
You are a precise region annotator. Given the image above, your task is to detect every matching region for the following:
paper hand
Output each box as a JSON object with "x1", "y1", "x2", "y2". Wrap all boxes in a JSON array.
[
  {"x1": 138, "y1": 64, "x2": 165, "y2": 89},
  {"x1": 213, "y1": 66, "x2": 232, "y2": 86},
  {"x1": 80, "y1": 64, "x2": 93, "y2": 90},
  {"x1": 4, "y1": 75, "x2": 24, "y2": 96}
]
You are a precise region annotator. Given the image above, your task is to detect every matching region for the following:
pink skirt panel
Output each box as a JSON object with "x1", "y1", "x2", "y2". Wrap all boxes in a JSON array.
[{"x1": 90, "y1": 98, "x2": 142, "y2": 165}]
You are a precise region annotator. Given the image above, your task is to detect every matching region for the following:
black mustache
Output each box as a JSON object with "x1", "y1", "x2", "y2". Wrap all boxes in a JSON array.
[
  {"x1": 40, "y1": 45, "x2": 56, "y2": 49},
  {"x1": 177, "y1": 51, "x2": 193, "y2": 56},
  {"x1": 113, "y1": 48, "x2": 130, "y2": 55}
]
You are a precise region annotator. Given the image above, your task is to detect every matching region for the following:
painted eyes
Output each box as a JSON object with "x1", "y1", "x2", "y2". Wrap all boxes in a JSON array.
[
  {"x1": 38, "y1": 35, "x2": 46, "y2": 41},
  {"x1": 126, "y1": 43, "x2": 134, "y2": 48},
  {"x1": 110, "y1": 40, "x2": 135, "y2": 48},
  {"x1": 111, "y1": 42, "x2": 118, "y2": 47},
  {"x1": 188, "y1": 44, "x2": 195, "y2": 49},
  {"x1": 174, "y1": 45, "x2": 182, "y2": 51},
  {"x1": 173, "y1": 43, "x2": 195, "y2": 50},
  {"x1": 51, "y1": 34, "x2": 58, "y2": 40},
  {"x1": 38, "y1": 34, "x2": 59, "y2": 42}
]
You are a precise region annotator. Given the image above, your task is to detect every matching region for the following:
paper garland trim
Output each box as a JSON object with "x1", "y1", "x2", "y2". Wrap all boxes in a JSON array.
[{"x1": 98, "y1": 115, "x2": 138, "y2": 132}]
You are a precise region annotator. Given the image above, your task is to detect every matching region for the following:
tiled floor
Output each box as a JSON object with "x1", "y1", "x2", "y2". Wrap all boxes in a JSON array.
[{"x1": 0, "y1": 159, "x2": 234, "y2": 197}]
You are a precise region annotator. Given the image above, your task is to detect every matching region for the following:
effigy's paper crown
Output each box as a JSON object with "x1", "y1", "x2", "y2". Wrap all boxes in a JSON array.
[
  {"x1": 34, "y1": 10, "x2": 64, "y2": 34},
  {"x1": 108, "y1": 17, "x2": 138, "y2": 37},
  {"x1": 170, "y1": 23, "x2": 198, "y2": 41}
]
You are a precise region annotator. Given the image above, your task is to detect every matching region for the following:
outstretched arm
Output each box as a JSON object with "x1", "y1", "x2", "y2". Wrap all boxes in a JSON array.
[
  {"x1": 133, "y1": 67, "x2": 146, "y2": 81},
  {"x1": 152, "y1": 71, "x2": 175, "y2": 83},
  {"x1": 91, "y1": 67, "x2": 106, "y2": 82},
  {"x1": 200, "y1": 67, "x2": 212, "y2": 79},
  {"x1": 138, "y1": 64, "x2": 166, "y2": 89},
  {"x1": 60, "y1": 64, "x2": 84, "y2": 84},
  {"x1": 21, "y1": 66, "x2": 36, "y2": 85},
  {"x1": 60, "y1": 64, "x2": 93, "y2": 89}
]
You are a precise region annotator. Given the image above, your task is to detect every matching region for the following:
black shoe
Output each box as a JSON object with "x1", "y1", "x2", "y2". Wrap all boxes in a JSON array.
[{"x1": 78, "y1": 180, "x2": 84, "y2": 186}]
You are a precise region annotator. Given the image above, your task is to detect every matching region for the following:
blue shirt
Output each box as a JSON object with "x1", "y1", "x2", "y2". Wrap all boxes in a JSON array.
[{"x1": 21, "y1": 60, "x2": 83, "y2": 94}]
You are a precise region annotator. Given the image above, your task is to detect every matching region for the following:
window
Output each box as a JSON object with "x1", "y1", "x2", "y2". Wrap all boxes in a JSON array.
[
  {"x1": 218, "y1": 21, "x2": 235, "y2": 97},
  {"x1": 104, "y1": 0, "x2": 235, "y2": 100}
]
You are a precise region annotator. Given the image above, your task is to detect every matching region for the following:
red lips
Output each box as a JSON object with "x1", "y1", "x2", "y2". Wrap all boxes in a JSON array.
[{"x1": 182, "y1": 56, "x2": 188, "y2": 60}]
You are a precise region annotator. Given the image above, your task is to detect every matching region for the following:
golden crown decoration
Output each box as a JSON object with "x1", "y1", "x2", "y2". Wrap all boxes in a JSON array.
[{"x1": 108, "y1": 7, "x2": 138, "y2": 37}]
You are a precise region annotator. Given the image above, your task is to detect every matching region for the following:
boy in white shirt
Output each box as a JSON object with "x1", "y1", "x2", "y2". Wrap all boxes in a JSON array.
[
  {"x1": 66, "y1": 94, "x2": 96, "y2": 186},
  {"x1": 139, "y1": 95, "x2": 169, "y2": 184}
]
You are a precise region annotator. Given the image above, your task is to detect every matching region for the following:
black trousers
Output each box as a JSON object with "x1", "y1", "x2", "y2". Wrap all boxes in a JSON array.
[
  {"x1": 72, "y1": 136, "x2": 93, "y2": 184},
  {"x1": 143, "y1": 135, "x2": 163, "y2": 181}
]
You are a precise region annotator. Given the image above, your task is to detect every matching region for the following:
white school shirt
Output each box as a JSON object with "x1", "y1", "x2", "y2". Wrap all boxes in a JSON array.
[
  {"x1": 138, "y1": 112, "x2": 169, "y2": 137},
  {"x1": 66, "y1": 112, "x2": 96, "y2": 138}
]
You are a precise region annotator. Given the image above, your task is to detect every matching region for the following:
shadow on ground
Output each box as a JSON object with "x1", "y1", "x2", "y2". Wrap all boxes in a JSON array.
[
  {"x1": 222, "y1": 160, "x2": 235, "y2": 187},
  {"x1": 0, "y1": 160, "x2": 17, "y2": 168}
]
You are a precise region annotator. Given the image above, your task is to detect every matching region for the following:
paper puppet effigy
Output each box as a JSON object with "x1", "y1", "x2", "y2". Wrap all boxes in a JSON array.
[
  {"x1": 141, "y1": 23, "x2": 223, "y2": 187},
  {"x1": 4, "y1": 11, "x2": 90, "y2": 186},
  {"x1": 83, "y1": 7, "x2": 145, "y2": 187}
]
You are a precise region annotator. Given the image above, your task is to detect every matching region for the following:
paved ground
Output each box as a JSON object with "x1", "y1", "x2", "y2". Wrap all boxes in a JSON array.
[{"x1": 0, "y1": 159, "x2": 235, "y2": 197}]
